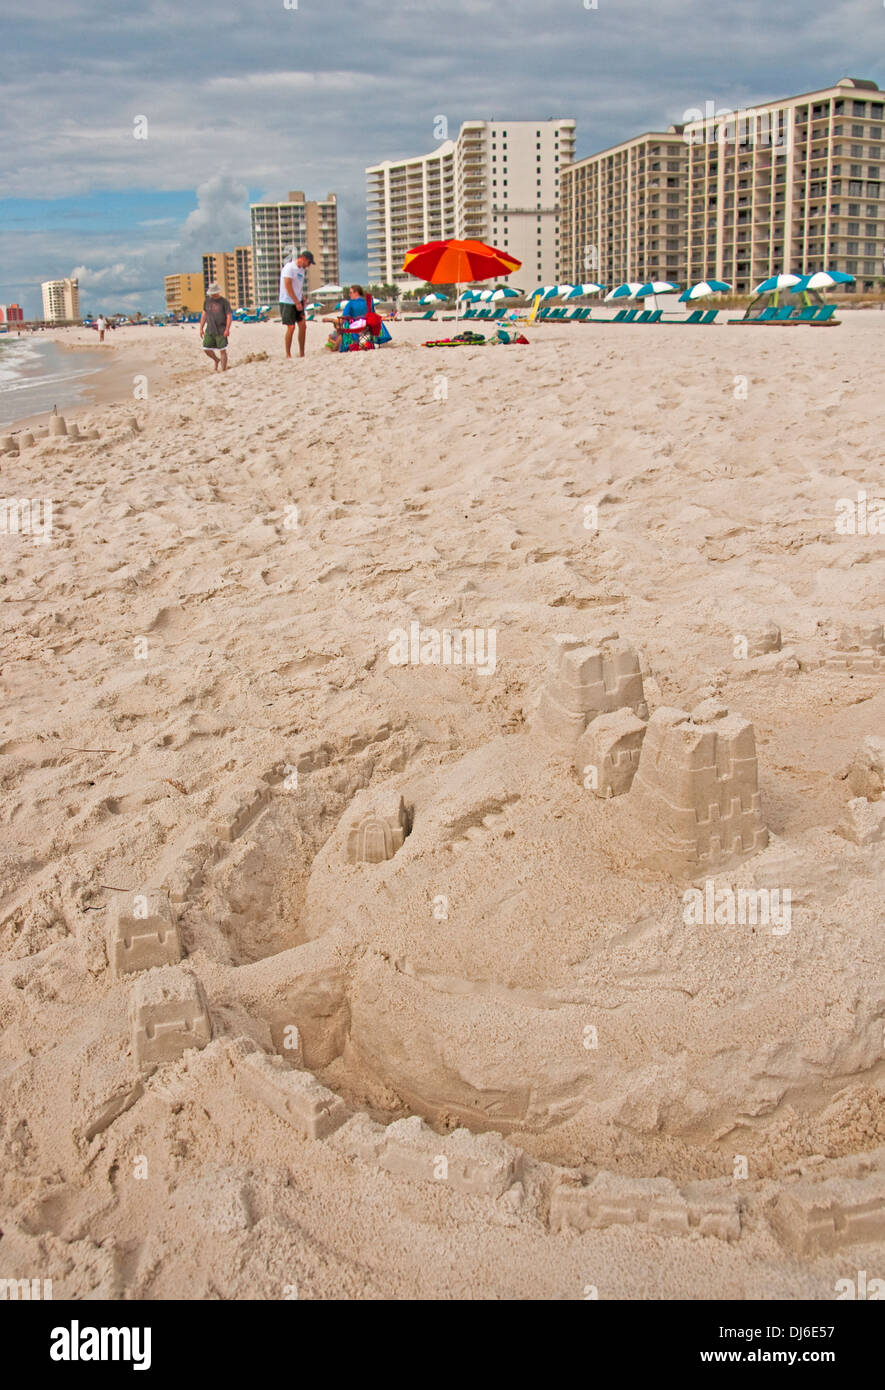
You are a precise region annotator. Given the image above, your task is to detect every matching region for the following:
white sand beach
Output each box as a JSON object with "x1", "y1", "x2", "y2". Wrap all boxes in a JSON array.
[{"x1": 1, "y1": 313, "x2": 883, "y2": 1298}]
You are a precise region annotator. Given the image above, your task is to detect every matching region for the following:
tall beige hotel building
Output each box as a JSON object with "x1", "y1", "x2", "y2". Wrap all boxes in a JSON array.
[
  {"x1": 560, "y1": 76, "x2": 884, "y2": 294},
  {"x1": 367, "y1": 120, "x2": 576, "y2": 289},
  {"x1": 250, "y1": 191, "x2": 339, "y2": 304}
]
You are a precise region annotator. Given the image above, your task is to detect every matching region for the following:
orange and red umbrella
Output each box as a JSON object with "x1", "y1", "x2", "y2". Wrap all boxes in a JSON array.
[{"x1": 402, "y1": 238, "x2": 521, "y2": 287}]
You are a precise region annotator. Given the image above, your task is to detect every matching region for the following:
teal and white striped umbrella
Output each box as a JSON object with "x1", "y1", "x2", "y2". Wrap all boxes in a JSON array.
[
  {"x1": 530, "y1": 285, "x2": 560, "y2": 300},
  {"x1": 636, "y1": 280, "x2": 680, "y2": 298},
  {"x1": 679, "y1": 280, "x2": 731, "y2": 301},
  {"x1": 604, "y1": 282, "x2": 644, "y2": 301},
  {"x1": 792, "y1": 270, "x2": 854, "y2": 292},
  {"x1": 459, "y1": 289, "x2": 480, "y2": 301},
  {"x1": 421, "y1": 292, "x2": 448, "y2": 303},
  {"x1": 753, "y1": 273, "x2": 802, "y2": 294},
  {"x1": 566, "y1": 283, "x2": 605, "y2": 298}
]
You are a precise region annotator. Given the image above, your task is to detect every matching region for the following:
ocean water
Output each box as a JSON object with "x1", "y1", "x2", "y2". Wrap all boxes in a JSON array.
[{"x1": 0, "y1": 336, "x2": 108, "y2": 428}]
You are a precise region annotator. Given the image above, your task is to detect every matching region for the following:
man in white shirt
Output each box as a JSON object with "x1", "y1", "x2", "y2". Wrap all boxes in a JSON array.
[
  {"x1": 96, "y1": 314, "x2": 107, "y2": 342},
  {"x1": 279, "y1": 248, "x2": 315, "y2": 359}
]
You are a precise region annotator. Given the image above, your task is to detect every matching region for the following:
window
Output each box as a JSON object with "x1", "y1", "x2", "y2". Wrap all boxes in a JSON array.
[
  {"x1": 851, "y1": 144, "x2": 864, "y2": 157},
  {"x1": 847, "y1": 240, "x2": 859, "y2": 253},
  {"x1": 867, "y1": 205, "x2": 879, "y2": 217},
  {"x1": 848, "y1": 221, "x2": 860, "y2": 234},
  {"x1": 852, "y1": 124, "x2": 865, "y2": 137},
  {"x1": 853, "y1": 101, "x2": 867, "y2": 115},
  {"x1": 849, "y1": 203, "x2": 861, "y2": 215}
]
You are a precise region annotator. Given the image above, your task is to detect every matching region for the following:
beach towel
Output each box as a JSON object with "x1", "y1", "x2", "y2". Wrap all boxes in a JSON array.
[{"x1": 422, "y1": 329, "x2": 528, "y2": 347}]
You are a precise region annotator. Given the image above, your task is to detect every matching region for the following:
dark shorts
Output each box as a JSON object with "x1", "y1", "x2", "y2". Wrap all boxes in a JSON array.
[
  {"x1": 280, "y1": 303, "x2": 304, "y2": 326},
  {"x1": 202, "y1": 333, "x2": 228, "y2": 349}
]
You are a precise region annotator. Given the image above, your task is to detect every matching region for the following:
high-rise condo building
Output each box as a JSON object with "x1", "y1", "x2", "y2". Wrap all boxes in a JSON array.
[
  {"x1": 560, "y1": 130, "x2": 688, "y2": 288},
  {"x1": 367, "y1": 119, "x2": 576, "y2": 289},
  {"x1": 41, "y1": 278, "x2": 80, "y2": 322},
  {"x1": 201, "y1": 247, "x2": 254, "y2": 309},
  {"x1": 250, "y1": 192, "x2": 339, "y2": 304},
  {"x1": 683, "y1": 77, "x2": 884, "y2": 292},
  {"x1": 164, "y1": 273, "x2": 205, "y2": 314}
]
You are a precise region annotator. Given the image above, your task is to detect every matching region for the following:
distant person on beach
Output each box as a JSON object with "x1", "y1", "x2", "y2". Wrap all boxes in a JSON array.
[
  {"x1": 96, "y1": 315, "x2": 107, "y2": 342},
  {"x1": 200, "y1": 283, "x2": 232, "y2": 372},
  {"x1": 279, "y1": 249, "x2": 314, "y2": 359}
]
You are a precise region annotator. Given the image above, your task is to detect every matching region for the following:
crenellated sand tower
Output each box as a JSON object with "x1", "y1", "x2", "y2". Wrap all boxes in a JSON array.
[{"x1": 630, "y1": 700, "x2": 768, "y2": 872}]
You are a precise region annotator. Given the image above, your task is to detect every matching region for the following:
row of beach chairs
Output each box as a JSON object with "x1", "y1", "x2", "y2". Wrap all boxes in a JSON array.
[{"x1": 405, "y1": 302, "x2": 839, "y2": 327}]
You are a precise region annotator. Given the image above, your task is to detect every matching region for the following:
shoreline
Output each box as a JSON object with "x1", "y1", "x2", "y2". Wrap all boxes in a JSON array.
[{"x1": 3, "y1": 329, "x2": 187, "y2": 433}]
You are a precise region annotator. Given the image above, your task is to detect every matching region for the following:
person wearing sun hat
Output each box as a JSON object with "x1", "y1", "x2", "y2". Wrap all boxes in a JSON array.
[
  {"x1": 200, "y1": 282, "x2": 233, "y2": 371},
  {"x1": 279, "y1": 248, "x2": 314, "y2": 359}
]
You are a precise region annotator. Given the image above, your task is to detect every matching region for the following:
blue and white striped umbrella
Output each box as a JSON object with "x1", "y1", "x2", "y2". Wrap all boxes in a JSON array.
[
  {"x1": 679, "y1": 280, "x2": 731, "y2": 301},
  {"x1": 566, "y1": 282, "x2": 605, "y2": 298},
  {"x1": 421, "y1": 292, "x2": 448, "y2": 303},
  {"x1": 488, "y1": 286, "x2": 521, "y2": 300},
  {"x1": 604, "y1": 282, "x2": 644, "y2": 301},
  {"x1": 636, "y1": 280, "x2": 680, "y2": 298},
  {"x1": 753, "y1": 273, "x2": 802, "y2": 294},
  {"x1": 791, "y1": 270, "x2": 854, "y2": 292},
  {"x1": 530, "y1": 285, "x2": 555, "y2": 299},
  {"x1": 459, "y1": 289, "x2": 480, "y2": 301}
]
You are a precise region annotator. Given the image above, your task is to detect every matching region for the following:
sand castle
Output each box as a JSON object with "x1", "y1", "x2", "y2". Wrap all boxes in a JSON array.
[
  {"x1": 107, "y1": 891, "x2": 182, "y2": 977},
  {"x1": 574, "y1": 707, "x2": 647, "y2": 797},
  {"x1": 826, "y1": 622, "x2": 885, "y2": 673},
  {"x1": 630, "y1": 700, "x2": 768, "y2": 871},
  {"x1": 344, "y1": 789, "x2": 409, "y2": 863},
  {"x1": 130, "y1": 966, "x2": 212, "y2": 1072},
  {"x1": 536, "y1": 632, "x2": 648, "y2": 751}
]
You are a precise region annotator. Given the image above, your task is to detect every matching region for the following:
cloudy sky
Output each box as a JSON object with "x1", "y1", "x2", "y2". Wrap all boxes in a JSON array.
[{"x1": 1, "y1": 0, "x2": 882, "y2": 315}]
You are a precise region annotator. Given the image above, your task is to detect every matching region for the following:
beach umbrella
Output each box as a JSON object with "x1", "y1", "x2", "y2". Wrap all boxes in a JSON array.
[
  {"x1": 679, "y1": 280, "x2": 731, "y2": 301},
  {"x1": 792, "y1": 270, "x2": 855, "y2": 292},
  {"x1": 402, "y1": 239, "x2": 522, "y2": 320},
  {"x1": 636, "y1": 280, "x2": 680, "y2": 298},
  {"x1": 489, "y1": 286, "x2": 521, "y2": 300},
  {"x1": 316, "y1": 284, "x2": 343, "y2": 296},
  {"x1": 566, "y1": 283, "x2": 605, "y2": 298},
  {"x1": 605, "y1": 282, "x2": 644, "y2": 301},
  {"x1": 421, "y1": 292, "x2": 448, "y2": 303},
  {"x1": 753, "y1": 273, "x2": 801, "y2": 294}
]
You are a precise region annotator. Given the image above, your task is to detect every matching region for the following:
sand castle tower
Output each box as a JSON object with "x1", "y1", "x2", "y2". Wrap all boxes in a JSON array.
[
  {"x1": 345, "y1": 790, "x2": 409, "y2": 864},
  {"x1": 537, "y1": 632, "x2": 648, "y2": 752},
  {"x1": 630, "y1": 700, "x2": 767, "y2": 871}
]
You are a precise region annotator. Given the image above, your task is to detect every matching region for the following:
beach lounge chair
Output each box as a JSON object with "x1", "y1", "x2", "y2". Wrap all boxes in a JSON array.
[
  {"x1": 794, "y1": 306, "x2": 818, "y2": 322},
  {"x1": 646, "y1": 309, "x2": 663, "y2": 323},
  {"x1": 809, "y1": 304, "x2": 838, "y2": 325},
  {"x1": 774, "y1": 306, "x2": 795, "y2": 321},
  {"x1": 405, "y1": 309, "x2": 436, "y2": 321},
  {"x1": 608, "y1": 309, "x2": 629, "y2": 322},
  {"x1": 634, "y1": 310, "x2": 652, "y2": 323},
  {"x1": 680, "y1": 309, "x2": 704, "y2": 324},
  {"x1": 728, "y1": 305, "x2": 777, "y2": 324}
]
